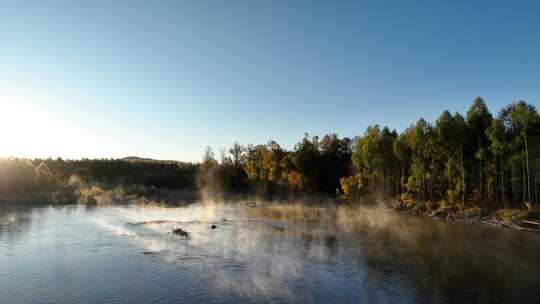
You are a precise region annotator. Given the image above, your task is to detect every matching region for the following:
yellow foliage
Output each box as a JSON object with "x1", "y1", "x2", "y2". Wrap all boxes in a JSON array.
[
  {"x1": 287, "y1": 170, "x2": 303, "y2": 191},
  {"x1": 339, "y1": 174, "x2": 364, "y2": 199}
]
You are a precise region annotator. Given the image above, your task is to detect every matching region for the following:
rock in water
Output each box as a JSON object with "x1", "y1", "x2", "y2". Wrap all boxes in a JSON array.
[{"x1": 171, "y1": 228, "x2": 190, "y2": 238}]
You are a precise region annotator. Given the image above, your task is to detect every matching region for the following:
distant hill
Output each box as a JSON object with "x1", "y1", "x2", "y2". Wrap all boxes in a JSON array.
[{"x1": 121, "y1": 156, "x2": 180, "y2": 164}]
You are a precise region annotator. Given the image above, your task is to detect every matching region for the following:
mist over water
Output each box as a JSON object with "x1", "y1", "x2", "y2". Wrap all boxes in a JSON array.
[{"x1": 1, "y1": 201, "x2": 539, "y2": 304}]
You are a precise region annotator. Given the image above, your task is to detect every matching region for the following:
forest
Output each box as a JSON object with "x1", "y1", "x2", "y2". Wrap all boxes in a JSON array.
[{"x1": 1, "y1": 98, "x2": 539, "y2": 213}]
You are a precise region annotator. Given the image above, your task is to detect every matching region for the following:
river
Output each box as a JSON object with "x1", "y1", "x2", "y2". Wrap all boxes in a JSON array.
[{"x1": 1, "y1": 202, "x2": 539, "y2": 303}]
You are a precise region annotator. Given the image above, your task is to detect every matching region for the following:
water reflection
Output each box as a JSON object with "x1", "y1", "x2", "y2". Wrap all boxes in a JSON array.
[
  {"x1": 0, "y1": 202, "x2": 539, "y2": 303},
  {"x1": 0, "y1": 204, "x2": 37, "y2": 253}
]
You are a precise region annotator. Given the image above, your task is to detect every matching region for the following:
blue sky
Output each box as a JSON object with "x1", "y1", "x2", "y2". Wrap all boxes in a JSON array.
[{"x1": 1, "y1": 0, "x2": 539, "y2": 162}]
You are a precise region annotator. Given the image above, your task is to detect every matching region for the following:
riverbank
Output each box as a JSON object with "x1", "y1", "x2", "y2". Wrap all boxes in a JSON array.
[{"x1": 389, "y1": 198, "x2": 540, "y2": 231}]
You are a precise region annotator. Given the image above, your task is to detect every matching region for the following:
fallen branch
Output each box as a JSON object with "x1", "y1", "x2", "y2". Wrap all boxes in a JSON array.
[{"x1": 521, "y1": 220, "x2": 540, "y2": 226}]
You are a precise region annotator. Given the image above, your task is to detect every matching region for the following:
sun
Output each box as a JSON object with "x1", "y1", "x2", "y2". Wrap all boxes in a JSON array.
[{"x1": 0, "y1": 86, "x2": 78, "y2": 159}]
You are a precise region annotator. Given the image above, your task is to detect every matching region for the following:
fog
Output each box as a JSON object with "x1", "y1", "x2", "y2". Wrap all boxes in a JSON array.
[
  {"x1": 2, "y1": 177, "x2": 540, "y2": 303},
  {"x1": 76, "y1": 201, "x2": 540, "y2": 303}
]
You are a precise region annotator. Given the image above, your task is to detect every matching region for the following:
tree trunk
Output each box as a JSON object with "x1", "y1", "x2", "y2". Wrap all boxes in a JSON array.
[
  {"x1": 534, "y1": 160, "x2": 538, "y2": 204},
  {"x1": 524, "y1": 131, "x2": 531, "y2": 202},
  {"x1": 531, "y1": 149, "x2": 537, "y2": 204},
  {"x1": 399, "y1": 165, "x2": 405, "y2": 195},
  {"x1": 501, "y1": 155, "x2": 505, "y2": 204},
  {"x1": 423, "y1": 157, "x2": 427, "y2": 200},
  {"x1": 495, "y1": 159, "x2": 498, "y2": 203},
  {"x1": 461, "y1": 144, "x2": 465, "y2": 204},
  {"x1": 511, "y1": 153, "x2": 515, "y2": 204},
  {"x1": 478, "y1": 157, "x2": 482, "y2": 200},
  {"x1": 522, "y1": 156, "x2": 526, "y2": 204}
]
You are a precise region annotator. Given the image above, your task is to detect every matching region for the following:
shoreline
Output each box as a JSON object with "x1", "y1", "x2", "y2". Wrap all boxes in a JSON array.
[{"x1": 388, "y1": 198, "x2": 540, "y2": 231}]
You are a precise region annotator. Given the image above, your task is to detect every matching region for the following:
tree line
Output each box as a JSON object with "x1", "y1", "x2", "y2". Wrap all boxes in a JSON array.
[
  {"x1": 1, "y1": 98, "x2": 539, "y2": 208},
  {"x1": 201, "y1": 98, "x2": 540, "y2": 207},
  {"x1": 0, "y1": 158, "x2": 197, "y2": 197}
]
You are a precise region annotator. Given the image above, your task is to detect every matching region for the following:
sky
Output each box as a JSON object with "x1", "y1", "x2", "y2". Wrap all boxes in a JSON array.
[{"x1": 0, "y1": 0, "x2": 539, "y2": 162}]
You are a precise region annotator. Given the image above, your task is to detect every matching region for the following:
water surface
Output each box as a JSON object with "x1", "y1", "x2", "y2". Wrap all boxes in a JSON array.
[{"x1": 1, "y1": 202, "x2": 539, "y2": 303}]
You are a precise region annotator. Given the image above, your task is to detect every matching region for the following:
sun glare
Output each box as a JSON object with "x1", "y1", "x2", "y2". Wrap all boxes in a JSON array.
[{"x1": 0, "y1": 86, "x2": 83, "y2": 159}]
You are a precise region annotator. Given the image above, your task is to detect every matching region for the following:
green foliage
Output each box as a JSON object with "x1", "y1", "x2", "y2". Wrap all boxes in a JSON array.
[{"x1": 342, "y1": 98, "x2": 540, "y2": 207}]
